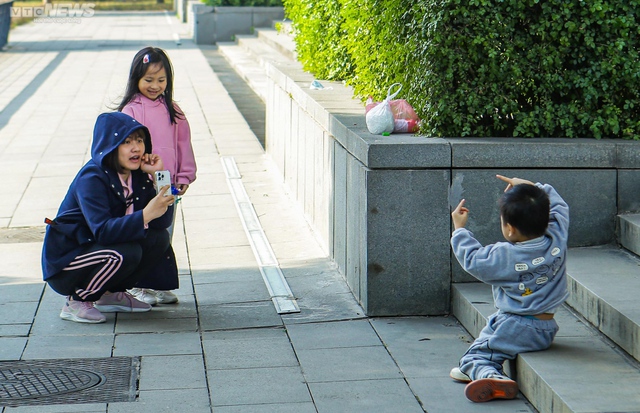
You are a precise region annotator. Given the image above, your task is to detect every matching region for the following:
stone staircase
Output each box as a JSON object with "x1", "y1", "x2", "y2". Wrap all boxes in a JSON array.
[
  {"x1": 215, "y1": 22, "x2": 640, "y2": 413},
  {"x1": 217, "y1": 22, "x2": 296, "y2": 103}
]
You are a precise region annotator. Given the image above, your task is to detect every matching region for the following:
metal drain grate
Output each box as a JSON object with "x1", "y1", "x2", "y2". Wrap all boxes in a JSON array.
[
  {"x1": 0, "y1": 227, "x2": 46, "y2": 244},
  {"x1": 0, "y1": 357, "x2": 139, "y2": 407}
]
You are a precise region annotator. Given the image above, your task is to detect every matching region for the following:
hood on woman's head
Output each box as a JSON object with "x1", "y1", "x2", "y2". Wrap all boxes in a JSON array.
[{"x1": 91, "y1": 112, "x2": 152, "y2": 168}]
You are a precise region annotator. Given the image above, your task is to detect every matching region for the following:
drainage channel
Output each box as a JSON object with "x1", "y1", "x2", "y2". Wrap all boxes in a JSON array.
[{"x1": 221, "y1": 156, "x2": 300, "y2": 314}]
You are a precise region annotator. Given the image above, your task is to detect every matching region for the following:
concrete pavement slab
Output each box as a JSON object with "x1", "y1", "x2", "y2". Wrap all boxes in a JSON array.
[
  {"x1": 138, "y1": 354, "x2": 207, "y2": 391},
  {"x1": 110, "y1": 388, "x2": 212, "y2": 413},
  {"x1": 214, "y1": 403, "x2": 317, "y2": 413},
  {"x1": 209, "y1": 366, "x2": 311, "y2": 407},
  {"x1": 0, "y1": 337, "x2": 27, "y2": 361},
  {"x1": 3, "y1": 404, "x2": 107, "y2": 412},
  {"x1": 202, "y1": 328, "x2": 298, "y2": 369},
  {"x1": 191, "y1": 266, "x2": 264, "y2": 285},
  {"x1": 286, "y1": 319, "x2": 380, "y2": 350},
  {"x1": 309, "y1": 379, "x2": 425, "y2": 413},
  {"x1": 296, "y1": 345, "x2": 403, "y2": 383},
  {"x1": 198, "y1": 301, "x2": 282, "y2": 331},
  {"x1": 194, "y1": 279, "x2": 270, "y2": 305},
  {"x1": 113, "y1": 331, "x2": 202, "y2": 357},
  {"x1": 22, "y1": 334, "x2": 114, "y2": 359}
]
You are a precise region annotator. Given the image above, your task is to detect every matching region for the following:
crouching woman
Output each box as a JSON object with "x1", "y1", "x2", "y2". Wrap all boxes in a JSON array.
[{"x1": 42, "y1": 112, "x2": 176, "y2": 323}]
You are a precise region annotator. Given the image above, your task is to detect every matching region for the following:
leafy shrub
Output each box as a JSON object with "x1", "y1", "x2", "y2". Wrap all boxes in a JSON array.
[
  {"x1": 282, "y1": 0, "x2": 352, "y2": 80},
  {"x1": 285, "y1": 0, "x2": 640, "y2": 139},
  {"x1": 204, "y1": 0, "x2": 282, "y2": 6}
]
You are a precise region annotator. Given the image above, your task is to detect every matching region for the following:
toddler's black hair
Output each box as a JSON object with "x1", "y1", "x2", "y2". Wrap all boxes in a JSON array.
[{"x1": 499, "y1": 184, "x2": 550, "y2": 238}]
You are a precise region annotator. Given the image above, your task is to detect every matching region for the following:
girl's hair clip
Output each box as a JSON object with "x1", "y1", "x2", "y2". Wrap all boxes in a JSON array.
[{"x1": 142, "y1": 54, "x2": 150, "y2": 64}]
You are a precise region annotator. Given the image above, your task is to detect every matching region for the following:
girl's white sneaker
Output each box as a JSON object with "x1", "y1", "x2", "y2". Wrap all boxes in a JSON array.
[
  {"x1": 128, "y1": 288, "x2": 158, "y2": 306},
  {"x1": 153, "y1": 290, "x2": 178, "y2": 304}
]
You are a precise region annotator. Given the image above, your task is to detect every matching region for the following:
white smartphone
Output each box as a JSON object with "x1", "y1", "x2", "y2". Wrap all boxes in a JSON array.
[{"x1": 154, "y1": 170, "x2": 172, "y2": 196}]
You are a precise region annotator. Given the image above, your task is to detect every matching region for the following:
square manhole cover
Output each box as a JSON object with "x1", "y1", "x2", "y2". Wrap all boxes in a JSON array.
[{"x1": 0, "y1": 357, "x2": 139, "y2": 407}]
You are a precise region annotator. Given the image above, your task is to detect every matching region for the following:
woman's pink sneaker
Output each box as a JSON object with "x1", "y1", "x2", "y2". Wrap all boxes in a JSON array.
[
  {"x1": 60, "y1": 298, "x2": 106, "y2": 323},
  {"x1": 94, "y1": 291, "x2": 152, "y2": 313}
]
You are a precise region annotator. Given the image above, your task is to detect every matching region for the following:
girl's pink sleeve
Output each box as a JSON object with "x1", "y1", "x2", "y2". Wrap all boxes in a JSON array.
[{"x1": 175, "y1": 117, "x2": 197, "y2": 185}]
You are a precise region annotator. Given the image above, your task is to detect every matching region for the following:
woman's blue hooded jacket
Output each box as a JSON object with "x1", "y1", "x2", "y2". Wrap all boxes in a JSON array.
[{"x1": 41, "y1": 112, "x2": 174, "y2": 281}]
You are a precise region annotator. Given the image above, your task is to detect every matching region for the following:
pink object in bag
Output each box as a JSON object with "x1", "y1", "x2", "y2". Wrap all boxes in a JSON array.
[{"x1": 365, "y1": 83, "x2": 420, "y2": 134}]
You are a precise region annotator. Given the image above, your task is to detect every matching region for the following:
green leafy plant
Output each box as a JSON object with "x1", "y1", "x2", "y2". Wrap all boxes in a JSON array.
[
  {"x1": 284, "y1": 0, "x2": 640, "y2": 139},
  {"x1": 203, "y1": 0, "x2": 282, "y2": 6}
]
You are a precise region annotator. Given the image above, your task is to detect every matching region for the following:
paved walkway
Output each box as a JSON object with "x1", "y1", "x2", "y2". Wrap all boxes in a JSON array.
[{"x1": 0, "y1": 11, "x2": 536, "y2": 413}]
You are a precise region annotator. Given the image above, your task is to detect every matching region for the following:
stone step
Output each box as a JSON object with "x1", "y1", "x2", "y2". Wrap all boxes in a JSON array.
[
  {"x1": 255, "y1": 27, "x2": 297, "y2": 60},
  {"x1": 618, "y1": 213, "x2": 640, "y2": 256},
  {"x1": 565, "y1": 244, "x2": 640, "y2": 363},
  {"x1": 217, "y1": 42, "x2": 269, "y2": 102},
  {"x1": 452, "y1": 281, "x2": 640, "y2": 413},
  {"x1": 217, "y1": 26, "x2": 296, "y2": 103},
  {"x1": 235, "y1": 33, "x2": 295, "y2": 68}
]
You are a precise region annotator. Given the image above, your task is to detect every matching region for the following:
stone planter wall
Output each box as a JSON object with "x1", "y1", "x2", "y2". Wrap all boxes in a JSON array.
[
  {"x1": 265, "y1": 61, "x2": 640, "y2": 317},
  {"x1": 189, "y1": 5, "x2": 284, "y2": 45}
]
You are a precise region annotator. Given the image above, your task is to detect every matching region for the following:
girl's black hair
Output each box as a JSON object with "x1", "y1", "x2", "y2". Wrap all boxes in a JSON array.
[
  {"x1": 116, "y1": 46, "x2": 184, "y2": 124},
  {"x1": 499, "y1": 184, "x2": 550, "y2": 238}
]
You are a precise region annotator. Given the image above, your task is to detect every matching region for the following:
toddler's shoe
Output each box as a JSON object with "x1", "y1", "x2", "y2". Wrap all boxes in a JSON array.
[
  {"x1": 464, "y1": 374, "x2": 518, "y2": 402},
  {"x1": 94, "y1": 291, "x2": 152, "y2": 313},
  {"x1": 128, "y1": 288, "x2": 158, "y2": 306},
  {"x1": 60, "y1": 297, "x2": 106, "y2": 324},
  {"x1": 153, "y1": 290, "x2": 179, "y2": 304},
  {"x1": 449, "y1": 367, "x2": 471, "y2": 383}
]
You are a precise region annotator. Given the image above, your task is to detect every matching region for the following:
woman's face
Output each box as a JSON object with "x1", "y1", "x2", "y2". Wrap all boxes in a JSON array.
[
  {"x1": 138, "y1": 62, "x2": 167, "y2": 101},
  {"x1": 117, "y1": 130, "x2": 146, "y2": 172}
]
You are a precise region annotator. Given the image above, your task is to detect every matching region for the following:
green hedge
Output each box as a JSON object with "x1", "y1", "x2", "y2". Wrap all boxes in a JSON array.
[
  {"x1": 284, "y1": 0, "x2": 640, "y2": 139},
  {"x1": 203, "y1": 0, "x2": 281, "y2": 6}
]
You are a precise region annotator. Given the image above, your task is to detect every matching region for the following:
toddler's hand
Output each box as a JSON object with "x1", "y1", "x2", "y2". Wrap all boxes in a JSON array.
[
  {"x1": 496, "y1": 175, "x2": 535, "y2": 192},
  {"x1": 451, "y1": 199, "x2": 469, "y2": 230}
]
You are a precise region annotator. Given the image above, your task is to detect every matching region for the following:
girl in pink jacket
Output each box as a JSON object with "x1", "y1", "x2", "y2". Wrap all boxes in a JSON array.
[{"x1": 118, "y1": 47, "x2": 197, "y2": 306}]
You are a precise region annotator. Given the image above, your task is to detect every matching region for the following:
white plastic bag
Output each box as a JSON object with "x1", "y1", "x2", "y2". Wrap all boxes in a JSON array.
[
  {"x1": 365, "y1": 83, "x2": 403, "y2": 135},
  {"x1": 365, "y1": 99, "x2": 394, "y2": 134}
]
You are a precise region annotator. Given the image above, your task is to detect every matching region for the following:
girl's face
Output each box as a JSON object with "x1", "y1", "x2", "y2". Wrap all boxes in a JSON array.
[
  {"x1": 118, "y1": 130, "x2": 146, "y2": 172},
  {"x1": 138, "y1": 62, "x2": 167, "y2": 101}
]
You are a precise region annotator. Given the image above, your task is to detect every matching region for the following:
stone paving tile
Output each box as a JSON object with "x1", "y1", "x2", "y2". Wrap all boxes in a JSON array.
[
  {"x1": 213, "y1": 402, "x2": 317, "y2": 413},
  {"x1": 0, "y1": 337, "x2": 27, "y2": 361},
  {"x1": 296, "y1": 346, "x2": 403, "y2": 383},
  {"x1": 109, "y1": 388, "x2": 211, "y2": 413},
  {"x1": 113, "y1": 332, "x2": 202, "y2": 357},
  {"x1": 286, "y1": 319, "x2": 380, "y2": 350},
  {"x1": 3, "y1": 403, "x2": 107, "y2": 412},
  {"x1": 209, "y1": 366, "x2": 311, "y2": 407},
  {"x1": 370, "y1": 316, "x2": 473, "y2": 379},
  {"x1": 198, "y1": 301, "x2": 282, "y2": 331},
  {"x1": 139, "y1": 354, "x2": 208, "y2": 391},
  {"x1": 309, "y1": 379, "x2": 425, "y2": 413},
  {"x1": 191, "y1": 266, "x2": 263, "y2": 285},
  {"x1": 22, "y1": 334, "x2": 114, "y2": 360},
  {"x1": 194, "y1": 279, "x2": 270, "y2": 306},
  {"x1": 202, "y1": 327, "x2": 297, "y2": 370}
]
